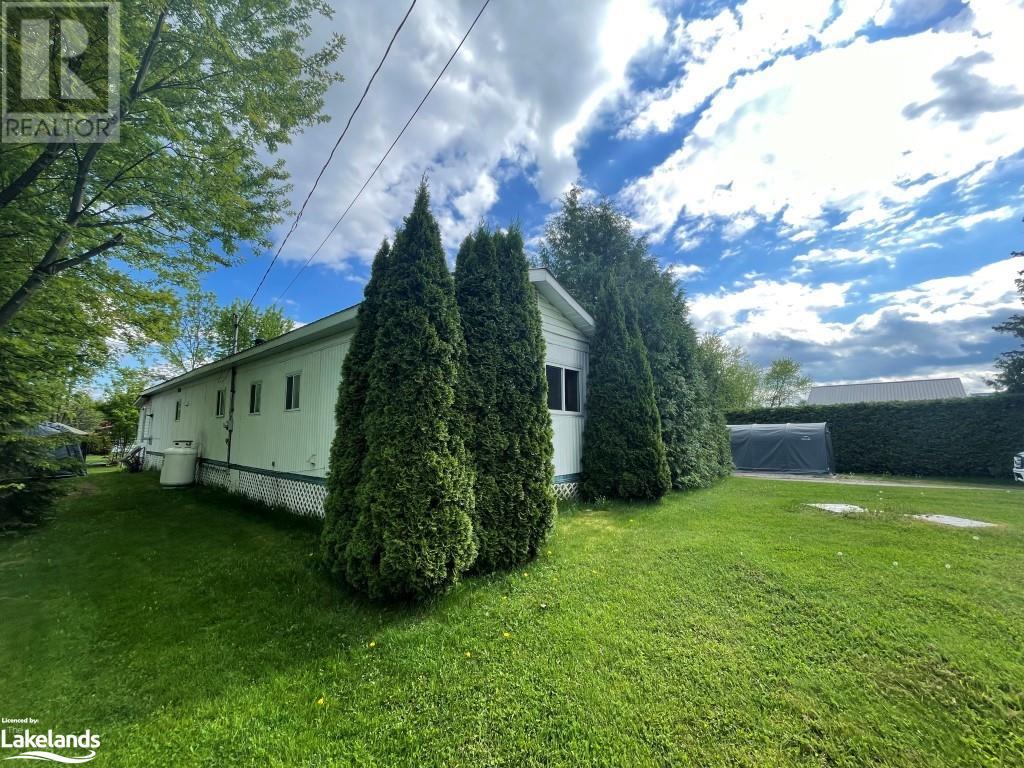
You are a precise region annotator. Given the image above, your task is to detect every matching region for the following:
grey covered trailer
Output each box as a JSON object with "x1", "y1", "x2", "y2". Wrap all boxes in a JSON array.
[{"x1": 728, "y1": 423, "x2": 834, "y2": 475}]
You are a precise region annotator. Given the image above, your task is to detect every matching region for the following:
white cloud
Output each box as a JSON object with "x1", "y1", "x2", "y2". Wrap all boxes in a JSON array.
[
  {"x1": 690, "y1": 277, "x2": 853, "y2": 345},
  {"x1": 867, "y1": 257, "x2": 1022, "y2": 324},
  {"x1": 627, "y1": 1, "x2": 846, "y2": 137},
  {"x1": 876, "y1": 205, "x2": 1020, "y2": 248},
  {"x1": 665, "y1": 263, "x2": 704, "y2": 280},
  {"x1": 270, "y1": 0, "x2": 665, "y2": 279},
  {"x1": 626, "y1": 0, "x2": 897, "y2": 137},
  {"x1": 690, "y1": 256, "x2": 1022, "y2": 387},
  {"x1": 620, "y1": 0, "x2": 1024, "y2": 245},
  {"x1": 793, "y1": 247, "x2": 893, "y2": 267}
]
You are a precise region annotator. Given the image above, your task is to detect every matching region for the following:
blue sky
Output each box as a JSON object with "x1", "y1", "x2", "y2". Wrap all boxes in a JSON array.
[{"x1": 198, "y1": 0, "x2": 1024, "y2": 391}]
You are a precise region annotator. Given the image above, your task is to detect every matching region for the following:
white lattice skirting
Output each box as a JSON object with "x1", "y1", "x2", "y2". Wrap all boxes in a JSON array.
[
  {"x1": 552, "y1": 481, "x2": 579, "y2": 500},
  {"x1": 195, "y1": 462, "x2": 231, "y2": 490},
  {"x1": 151, "y1": 457, "x2": 577, "y2": 516},
  {"x1": 235, "y1": 470, "x2": 327, "y2": 518},
  {"x1": 143, "y1": 451, "x2": 164, "y2": 473}
]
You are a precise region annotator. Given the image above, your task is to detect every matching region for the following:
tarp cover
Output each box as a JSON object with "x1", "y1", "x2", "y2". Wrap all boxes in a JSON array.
[
  {"x1": 728, "y1": 422, "x2": 834, "y2": 475},
  {"x1": 26, "y1": 422, "x2": 87, "y2": 476}
]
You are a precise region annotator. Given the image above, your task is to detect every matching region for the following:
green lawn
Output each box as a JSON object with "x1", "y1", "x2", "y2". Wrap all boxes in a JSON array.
[{"x1": 2, "y1": 473, "x2": 1022, "y2": 766}]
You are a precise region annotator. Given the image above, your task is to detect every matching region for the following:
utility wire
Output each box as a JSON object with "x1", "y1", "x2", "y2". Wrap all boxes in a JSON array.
[
  {"x1": 273, "y1": 0, "x2": 492, "y2": 305},
  {"x1": 241, "y1": 0, "x2": 419, "y2": 318}
]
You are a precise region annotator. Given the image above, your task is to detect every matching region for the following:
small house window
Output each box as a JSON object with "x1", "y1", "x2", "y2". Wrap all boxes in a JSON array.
[
  {"x1": 546, "y1": 365, "x2": 562, "y2": 410},
  {"x1": 215, "y1": 389, "x2": 225, "y2": 417},
  {"x1": 546, "y1": 365, "x2": 581, "y2": 413},
  {"x1": 174, "y1": 400, "x2": 181, "y2": 421},
  {"x1": 285, "y1": 373, "x2": 301, "y2": 411},
  {"x1": 249, "y1": 381, "x2": 262, "y2": 415},
  {"x1": 563, "y1": 369, "x2": 580, "y2": 413}
]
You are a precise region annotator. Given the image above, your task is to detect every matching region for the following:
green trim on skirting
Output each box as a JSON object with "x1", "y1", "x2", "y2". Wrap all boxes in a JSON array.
[{"x1": 198, "y1": 457, "x2": 326, "y2": 486}]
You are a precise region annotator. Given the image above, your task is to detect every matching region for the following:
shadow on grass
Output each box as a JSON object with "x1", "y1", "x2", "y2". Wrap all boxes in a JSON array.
[{"x1": 0, "y1": 471, "x2": 479, "y2": 727}]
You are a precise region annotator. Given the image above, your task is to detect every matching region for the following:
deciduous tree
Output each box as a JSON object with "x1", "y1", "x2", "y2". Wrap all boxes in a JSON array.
[
  {"x1": 0, "y1": 0, "x2": 343, "y2": 331},
  {"x1": 212, "y1": 300, "x2": 296, "y2": 356},
  {"x1": 161, "y1": 291, "x2": 219, "y2": 374},
  {"x1": 698, "y1": 332, "x2": 761, "y2": 412},
  {"x1": 758, "y1": 358, "x2": 812, "y2": 408}
]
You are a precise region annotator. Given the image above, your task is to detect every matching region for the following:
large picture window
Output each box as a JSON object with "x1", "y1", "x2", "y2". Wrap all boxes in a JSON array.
[{"x1": 545, "y1": 365, "x2": 580, "y2": 413}]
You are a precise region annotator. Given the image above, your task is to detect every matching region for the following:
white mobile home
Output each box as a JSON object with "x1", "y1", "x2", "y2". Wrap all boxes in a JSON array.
[{"x1": 136, "y1": 269, "x2": 593, "y2": 515}]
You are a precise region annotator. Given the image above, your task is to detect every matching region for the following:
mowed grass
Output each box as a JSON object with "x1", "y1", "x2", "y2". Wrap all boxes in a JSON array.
[{"x1": 1, "y1": 473, "x2": 1022, "y2": 767}]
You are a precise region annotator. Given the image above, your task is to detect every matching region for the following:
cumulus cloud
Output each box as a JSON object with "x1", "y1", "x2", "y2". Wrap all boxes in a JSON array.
[
  {"x1": 902, "y1": 51, "x2": 1024, "y2": 126},
  {"x1": 271, "y1": 0, "x2": 666, "y2": 277},
  {"x1": 690, "y1": 256, "x2": 1022, "y2": 390},
  {"x1": 793, "y1": 247, "x2": 893, "y2": 267},
  {"x1": 665, "y1": 263, "x2": 704, "y2": 280},
  {"x1": 625, "y1": 0, "x2": 893, "y2": 137},
  {"x1": 619, "y1": 0, "x2": 1024, "y2": 246}
]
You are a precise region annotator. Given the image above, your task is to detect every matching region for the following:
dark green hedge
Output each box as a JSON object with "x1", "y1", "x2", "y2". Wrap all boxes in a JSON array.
[{"x1": 727, "y1": 394, "x2": 1024, "y2": 478}]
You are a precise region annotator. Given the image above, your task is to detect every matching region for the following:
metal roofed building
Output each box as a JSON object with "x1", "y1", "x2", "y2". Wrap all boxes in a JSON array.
[{"x1": 806, "y1": 377, "x2": 967, "y2": 406}]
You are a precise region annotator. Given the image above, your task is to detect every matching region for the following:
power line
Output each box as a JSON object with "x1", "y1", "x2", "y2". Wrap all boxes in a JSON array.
[
  {"x1": 241, "y1": 0, "x2": 419, "y2": 318},
  {"x1": 274, "y1": 0, "x2": 492, "y2": 305}
]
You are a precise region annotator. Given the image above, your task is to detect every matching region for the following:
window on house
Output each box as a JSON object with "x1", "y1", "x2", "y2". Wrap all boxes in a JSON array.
[
  {"x1": 563, "y1": 368, "x2": 580, "y2": 412},
  {"x1": 546, "y1": 365, "x2": 581, "y2": 413},
  {"x1": 174, "y1": 400, "x2": 181, "y2": 421},
  {"x1": 215, "y1": 389, "x2": 225, "y2": 417},
  {"x1": 546, "y1": 365, "x2": 562, "y2": 410},
  {"x1": 285, "y1": 373, "x2": 301, "y2": 411},
  {"x1": 249, "y1": 381, "x2": 262, "y2": 414}
]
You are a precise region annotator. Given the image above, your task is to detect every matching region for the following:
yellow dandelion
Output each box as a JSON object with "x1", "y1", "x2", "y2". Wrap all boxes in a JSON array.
[
  {"x1": 523, "y1": 572, "x2": 529, "y2": 577},
  {"x1": 316, "y1": 696, "x2": 325, "y2": 706},
  {"x1": 465, "y1": 651, "x2": 472, "y2": 658},
  {"x1": 368, "y1": 640, "x2": 376, "y2": 648},
  {"x1": 502, "y1": 631, "x2": 511, "y2": 638}
]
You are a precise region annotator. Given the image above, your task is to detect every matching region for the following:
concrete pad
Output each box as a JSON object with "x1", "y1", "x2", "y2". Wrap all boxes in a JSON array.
[
  {"x1": 807, "y1": 503, "x2": 865, "y2": 515},
  {"x1": 910, "y1": 514, "x2": 997, "y2": 528}
]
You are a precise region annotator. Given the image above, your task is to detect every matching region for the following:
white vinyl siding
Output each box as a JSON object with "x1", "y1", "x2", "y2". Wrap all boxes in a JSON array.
[
  {"x1": 138, "y1": 284, "x2": 588, "y2": 482},
  {"x1": 535, "y1": 291, "x2": 588, "y2": 477}
]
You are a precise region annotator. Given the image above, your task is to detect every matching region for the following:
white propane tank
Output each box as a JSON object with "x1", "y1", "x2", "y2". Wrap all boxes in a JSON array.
[{"x1": 160, "y1": 440, "x2": 198, "y2": 487}]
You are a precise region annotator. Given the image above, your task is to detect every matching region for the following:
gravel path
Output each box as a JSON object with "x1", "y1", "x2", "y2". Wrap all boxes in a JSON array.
[{"x1": 732, "y1": 471, "x2": 1022, "y2": 492}]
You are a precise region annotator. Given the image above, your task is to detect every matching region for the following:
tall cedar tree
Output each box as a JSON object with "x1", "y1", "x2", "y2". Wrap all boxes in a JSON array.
[
  {"x1": 455, "y1": 227, "x2": 555, "y2": 571},
  {"x1": 538, "y1": 188, "x2": 731, "y2": 489},
  {"x1": 321, "y1": 239, "x2": 390, "y2": 579},
  {"x1": 344, "y1": 185, "x2": 476, "y2": 599},
  {"x1": 630, "y1": 274, "x2": 733, "y2": 488},
  {"x1": 582, "y1": 281, "x2": 670, "y2": 501}
]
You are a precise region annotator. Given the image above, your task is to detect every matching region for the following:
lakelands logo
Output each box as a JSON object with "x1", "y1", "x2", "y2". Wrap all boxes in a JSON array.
[{"x1": 1, "y1": 720, "x2": 100, "y2": 764}]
